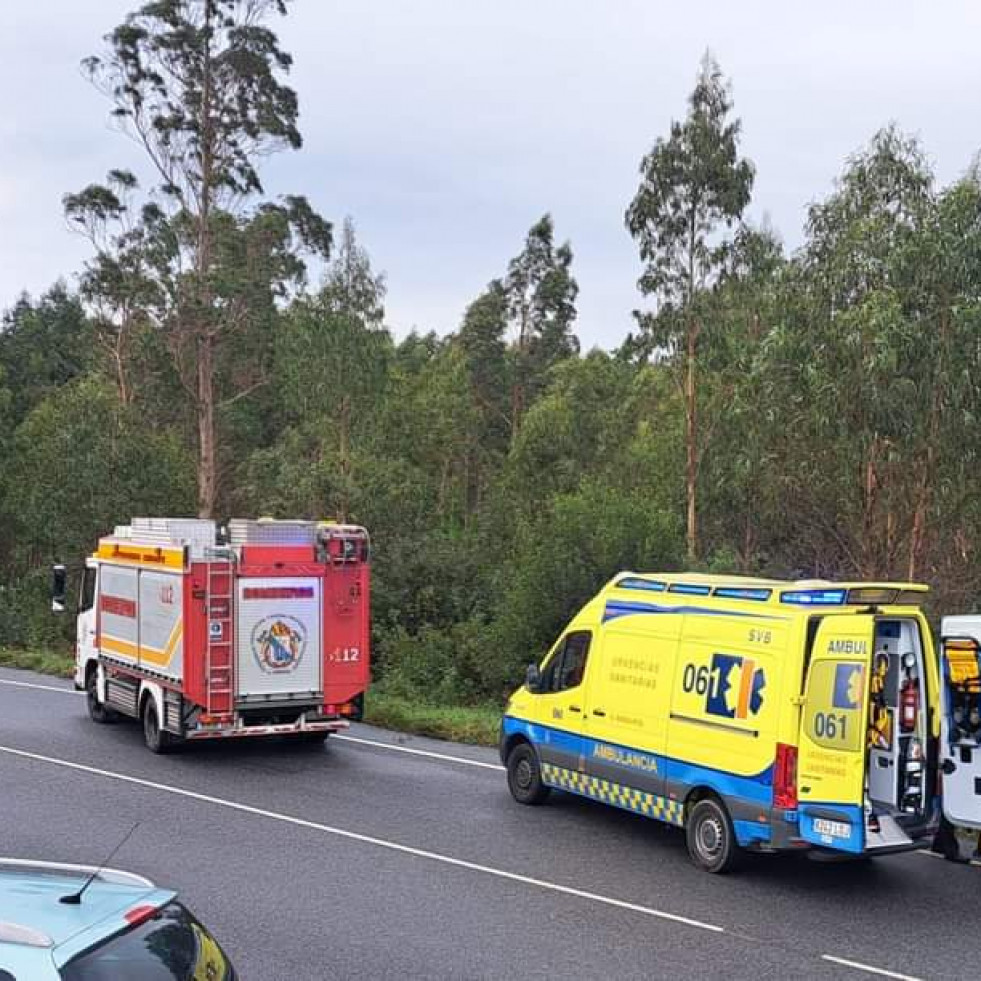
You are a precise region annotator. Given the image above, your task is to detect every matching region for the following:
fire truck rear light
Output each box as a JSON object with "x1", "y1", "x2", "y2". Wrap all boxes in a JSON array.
[
  {"x1": 774, "y1": 742, "x2": 798, "y2": 810},
  {"x1": 340, "y1": 702, "x2": 355, "y2": 716},
  {"x1": 124, "y1": 904, "x2": 158, "y2": 927}
]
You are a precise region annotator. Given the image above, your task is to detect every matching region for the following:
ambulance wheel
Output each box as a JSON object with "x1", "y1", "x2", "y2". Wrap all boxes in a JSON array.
[
  {"x1": 686, "y1": 797, "x2": 740, "y2": 874},
  {"x1": 85, "y1": 667, "x2": 117, "y2": 724},
  {"x1": 506, "y1": 743, "x2": 550, "y2": 806},
  {"x1": 142, "y1": 698, "x2": 176, "y2": 755}
]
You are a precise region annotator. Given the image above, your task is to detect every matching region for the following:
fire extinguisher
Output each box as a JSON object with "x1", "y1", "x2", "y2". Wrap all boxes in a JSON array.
[{"x1": 900, "y1": 666, "x2": 918, "y2": 733}]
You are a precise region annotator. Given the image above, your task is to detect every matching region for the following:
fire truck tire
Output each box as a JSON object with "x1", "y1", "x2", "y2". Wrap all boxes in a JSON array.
[
  {"x1": 85, "y1": 667, "x2": 118, "y2": 724},
  {"x1": 142, "y1": 697, "x2": 177, "y2": 754},
  {"x1": 686, "y1": 796, "x2": 740, "y2": 874},
  {"x1": 506, "y1": 742, "x2": 551, "y2": 806}
]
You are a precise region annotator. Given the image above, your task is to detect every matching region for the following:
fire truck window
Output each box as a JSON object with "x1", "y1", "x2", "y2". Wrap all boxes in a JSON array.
[
  {"x1": 542, "y1": 631, "x2": 592, "y2": 693},
  {"x1": 79, "y1": 567, "x2": 97, "y2": 613}
]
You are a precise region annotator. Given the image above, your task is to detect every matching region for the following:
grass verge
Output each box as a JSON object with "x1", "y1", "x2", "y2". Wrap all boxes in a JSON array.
[
  {"x1": 0, "y1": 649, "x2": 502, "y2": 747},
  {"x1": 0, "y1": 647, "x2": 73, "y2": 678},
  {"x1": 364, "y1": 690, "x2": 501, "y2": 746}
]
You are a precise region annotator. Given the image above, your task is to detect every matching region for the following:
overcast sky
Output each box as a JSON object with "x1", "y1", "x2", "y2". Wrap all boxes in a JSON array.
[{"x1": 2, "y1": 1, "x2": 980, "y2": 349}]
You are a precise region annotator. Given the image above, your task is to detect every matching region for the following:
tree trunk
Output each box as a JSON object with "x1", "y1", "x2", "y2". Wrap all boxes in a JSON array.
[
  {"x1": 197, "y1": 332, "x2": 216, "y2": 518},
  {"x1": 195, "y1": 8, "x2": 216, "y2": 518},
  {"x1": 685, "y1": 315, "x2": 698, "y2": 562}
]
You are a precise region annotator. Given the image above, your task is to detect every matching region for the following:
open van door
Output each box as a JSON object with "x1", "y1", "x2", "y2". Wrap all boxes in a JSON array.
[
  {"x1": 939, "y1": 618, "x2": 981, "y2": 831},
  {"x1": 797, "y1": 615, "x2": 875, "y2": 853}
]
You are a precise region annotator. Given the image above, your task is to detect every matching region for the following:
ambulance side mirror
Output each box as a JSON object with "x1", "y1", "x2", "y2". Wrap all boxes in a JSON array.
[
  {"x1": 51, "y1": 564, "x2": 67, "y2": 614},
  {"x1": 525, "y1": 663, "x2": 542, "y2": 693}
]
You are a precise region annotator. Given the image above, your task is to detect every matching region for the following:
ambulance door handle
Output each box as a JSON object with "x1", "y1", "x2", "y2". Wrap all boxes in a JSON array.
[
  {"x1": 568, "y1": 705, "x2": 582, "y2": 714},
  {"x1": 592, "y1": 709, "x2": 607, "y2": 717}
]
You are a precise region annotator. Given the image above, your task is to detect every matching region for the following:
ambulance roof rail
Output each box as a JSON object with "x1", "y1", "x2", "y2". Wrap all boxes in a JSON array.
[{"x1": 611, "y1": 573, "x2": 928, "y2": 607}]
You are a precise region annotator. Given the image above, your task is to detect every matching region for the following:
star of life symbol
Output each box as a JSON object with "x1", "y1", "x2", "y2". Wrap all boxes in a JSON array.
[
  {"x1": 252, "y1": 615, "x2": 306, "y2": 674},
  {"x1": 706, "y1": 653, "x2": 766, "y2": 719}
]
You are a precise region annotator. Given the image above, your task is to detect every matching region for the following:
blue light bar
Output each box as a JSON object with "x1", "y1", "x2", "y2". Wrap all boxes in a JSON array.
[
  {"x1": 714, "y1": 587, "x2": 772, "y2": 601},
  {"x1": 616, "y1": 577, "x2": 667, "y2": 592},
  {"x1": 669, "y1": 583, "x2": 712, "y2": 596},
  {"x1": 780, "y1": 589, "x2": 846, "y2": 606}
]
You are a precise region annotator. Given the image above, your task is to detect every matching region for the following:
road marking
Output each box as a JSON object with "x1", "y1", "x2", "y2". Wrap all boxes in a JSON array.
[
  {"x1": 0, "y1": 743, "x2": 720, "y2": 934},
  {"x1": 0, "y1": 678, "x2": 79, "y2": 696},
  {"x1": 916, "y1": 847, "x2": 981, "y2": 867},
  {"x1": 0, "y1": 678, "x2": 504, "y2": 772},
  {"x1": 822, "y1": 954, "x2": 924, "y2": 980},
  {"x1": 334, "y1": 734, "x2": 504, "y2": 771}
]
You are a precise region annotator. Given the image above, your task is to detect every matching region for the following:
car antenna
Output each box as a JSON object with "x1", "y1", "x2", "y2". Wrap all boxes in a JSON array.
[{"x1": 60, "y1": 822, "x2": 141, "y2": 905}]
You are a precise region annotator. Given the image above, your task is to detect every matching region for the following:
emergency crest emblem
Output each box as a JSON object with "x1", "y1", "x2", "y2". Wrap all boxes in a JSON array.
[{"x1": 252, "y1": 615, "x2": 307, "y2": 674}]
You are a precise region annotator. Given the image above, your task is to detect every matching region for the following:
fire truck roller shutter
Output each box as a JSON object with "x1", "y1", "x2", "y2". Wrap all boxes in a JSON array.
[
  {"x1": 138, "y1": 570, "x2": 183, "y2": 678},
  {"x1": 98, "y1": 565, "x2": 139, "y2": 663}
]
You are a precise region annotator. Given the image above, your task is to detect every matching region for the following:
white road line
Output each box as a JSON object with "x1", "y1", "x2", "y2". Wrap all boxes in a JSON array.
[
  {"x1": 0, "y1": 677, "x2": 504, "y2": 772},
  {"x1": 822, "y1": 954, "x2": 924, "y2": 980},
  {"x1": 0, "y1": 743, "x2": 721, "y2": 934},
  {"x1": 0, "y1": 678, "x2": 79, "y2": 695},
  {"x1": 334, "y1": 733, "x2": 504, "y2": 771}
]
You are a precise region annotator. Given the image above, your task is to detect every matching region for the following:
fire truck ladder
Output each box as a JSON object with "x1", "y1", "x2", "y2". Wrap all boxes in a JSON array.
[{"x1": 204, "y1": 549, "x2": 235, "y2": 714}]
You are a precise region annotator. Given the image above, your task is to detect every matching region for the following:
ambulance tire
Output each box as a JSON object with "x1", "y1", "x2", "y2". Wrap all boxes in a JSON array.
[
  {"x1": 142, "y1": 697, "x2": 177, "y2": 755},
  {"x1": 85, "y1": 666, "x2": 118, "y2": 724},
  {"x1": 506, "y1": 742, "x2": 550, "y2": 806},
  {"x1": 686, "y1": 797, "x2": 740, "y2": 874}
]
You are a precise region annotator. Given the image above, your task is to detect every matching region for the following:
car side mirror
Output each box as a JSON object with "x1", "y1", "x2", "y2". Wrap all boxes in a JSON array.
[
  {"x1": 51, "y1": 564, "x2": 67, "y2": 613},
  {"x1": 525, "y1": 663, "x2": 542, "y2": 693}
]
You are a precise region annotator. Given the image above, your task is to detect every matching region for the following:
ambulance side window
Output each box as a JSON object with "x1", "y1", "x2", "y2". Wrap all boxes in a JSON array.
[
  {"x1": 541, "y1": 631, "x2": 592, "y2": 693},
  {"x1": 79, "y1": 568, "x2": 97, "y2": 613}
]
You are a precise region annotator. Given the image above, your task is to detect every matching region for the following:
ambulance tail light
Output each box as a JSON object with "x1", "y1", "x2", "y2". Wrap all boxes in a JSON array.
[{"x1": 774, "y1": 743, "x2": 798, "y2": 810}]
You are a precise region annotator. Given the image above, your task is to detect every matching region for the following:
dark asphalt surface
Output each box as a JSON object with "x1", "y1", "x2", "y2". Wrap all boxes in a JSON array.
[{"x1": 0, "y1": 666, "x2": 974, "y2": 980}]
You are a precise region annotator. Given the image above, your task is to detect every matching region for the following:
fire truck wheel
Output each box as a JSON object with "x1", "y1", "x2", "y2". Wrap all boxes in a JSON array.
[
  {"x1": 506, "y1": 742, "x2": 551, "y2": 806},
  {"x1": 686, "y1": 797, "x2": 740, "y2": 874},
  {"x1": 142, "y1": 698, "x2": 176, "y2": 755},
  {"x1": 85, "y1": 668, "x2": 117, "y2": 724}
]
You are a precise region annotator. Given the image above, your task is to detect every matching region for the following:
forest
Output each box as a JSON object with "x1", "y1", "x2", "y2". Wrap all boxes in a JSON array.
[{"x1": 3, "y1": 1, "x2": 981, "y2": 714}]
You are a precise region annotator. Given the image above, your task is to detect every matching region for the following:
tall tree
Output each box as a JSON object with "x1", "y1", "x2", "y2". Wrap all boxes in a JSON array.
[
  {"x1": 504, "y1": 214, "x2": 579, "y2": 439},
  {"x1": 625, "y1": 53, "x2": 754, "y2": 561},
  {"x1": 69, "y1": 0, "x2": 331, "y2": 516}
]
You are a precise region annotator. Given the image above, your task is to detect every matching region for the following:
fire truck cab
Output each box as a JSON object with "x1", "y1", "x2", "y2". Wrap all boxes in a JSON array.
[{"x1": 63, "y1": 517, "x2": 370, "y2": 753}]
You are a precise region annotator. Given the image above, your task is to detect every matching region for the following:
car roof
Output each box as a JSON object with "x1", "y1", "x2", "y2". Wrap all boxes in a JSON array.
[{"x1": 0, "y1": 859, "x2": 175, "y2": 972}]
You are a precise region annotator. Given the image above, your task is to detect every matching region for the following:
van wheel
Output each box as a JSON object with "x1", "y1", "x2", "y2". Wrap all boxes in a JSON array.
[
  {"x1": 506, "y1": 743, "x2": 550, "y2": 805},
  {"x1": 142, "y1": 698, "x2": 176, "y2": 755},
  {"x1": 86, "y1": 668, "x2": 117, "y2": 724},
  {"x1": 686, "y1": 797, "x2": 740, "y2": 873}
]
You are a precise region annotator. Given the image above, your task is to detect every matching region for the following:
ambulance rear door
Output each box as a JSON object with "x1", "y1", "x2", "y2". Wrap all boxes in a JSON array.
[
  {"x1": 939, "y1": 617, "x2": 981, "y2": 830},
  {"x1": 797, "y1": 614, "x2": 875, "y2": 853}
]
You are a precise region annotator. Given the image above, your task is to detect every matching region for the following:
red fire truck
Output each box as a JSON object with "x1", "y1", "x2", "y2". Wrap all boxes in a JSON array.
[{"x1": 56, "y1": 518, "x2": 370, "y2": 752}]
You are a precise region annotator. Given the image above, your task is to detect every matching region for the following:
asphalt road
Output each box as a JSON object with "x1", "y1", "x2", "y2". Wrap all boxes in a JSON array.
[{"x1": 0, "y1": 666, "x2": 975, "y2": 981}]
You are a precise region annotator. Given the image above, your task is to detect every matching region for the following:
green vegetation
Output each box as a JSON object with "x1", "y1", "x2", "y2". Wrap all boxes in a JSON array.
[
  {"x1": 0, "y1": 648, "x2": 73, "y2": 679},
  {"x1": 364, "y1": 691, "x2": 502, "y2": 747},
  {"x1": 4, "y1": 3, "x2": 981, "y2": 743}
]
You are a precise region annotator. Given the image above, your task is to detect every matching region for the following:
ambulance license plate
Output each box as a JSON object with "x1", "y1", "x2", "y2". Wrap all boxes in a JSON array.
[{"x1": 813, "y1": 818, "x2": 850, "y2": 839}]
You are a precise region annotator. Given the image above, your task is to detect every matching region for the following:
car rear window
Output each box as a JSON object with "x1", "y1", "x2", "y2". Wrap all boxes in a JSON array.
[{"x1": 60, "y1": 901, "x2": 234, "y2": 980}]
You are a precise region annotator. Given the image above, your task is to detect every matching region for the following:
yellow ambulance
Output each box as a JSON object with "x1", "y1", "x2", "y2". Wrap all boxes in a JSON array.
[{"x1": 500, "y1": 573, "x2": 942, "y2": 872}]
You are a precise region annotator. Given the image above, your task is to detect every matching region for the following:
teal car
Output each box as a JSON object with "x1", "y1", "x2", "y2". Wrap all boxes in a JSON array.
[{"x1": 0, "y1": 858, "x2": 236, "y2": 980}]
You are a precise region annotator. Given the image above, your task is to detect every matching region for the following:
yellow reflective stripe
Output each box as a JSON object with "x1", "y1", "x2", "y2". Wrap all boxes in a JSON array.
[
  {"x1": 541, "y1": 763, "x2": 684, "y2": 826},
  {"x1": 101, "y1": 636, "x2": 138, "y2": 659},
  {"x1": 101, "y1": 624, "x2": 182, "y2": 667}
]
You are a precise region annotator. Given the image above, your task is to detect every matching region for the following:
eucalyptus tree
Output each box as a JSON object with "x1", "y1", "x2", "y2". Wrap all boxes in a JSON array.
[
  {"x1": 504, "y1": 214, "x2": 579, "y2": 439},
  {"x1": 67, "y1": 0, "x2": 331, "y2": 517},
  {"x1": 625, "y1": 53, "x2": 754, "y2": 561}
]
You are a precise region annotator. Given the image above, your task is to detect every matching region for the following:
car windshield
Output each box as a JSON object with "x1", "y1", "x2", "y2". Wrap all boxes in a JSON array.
[{"x1": 59, "y1": 901, "x2": 234, "y2": 980}]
